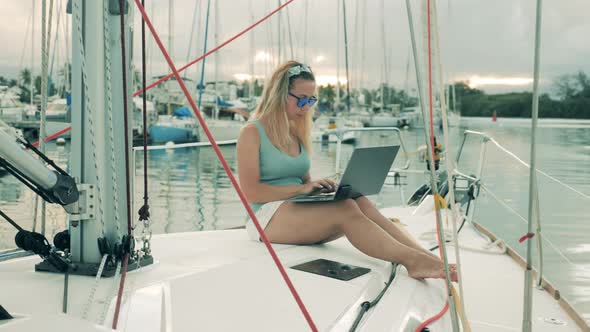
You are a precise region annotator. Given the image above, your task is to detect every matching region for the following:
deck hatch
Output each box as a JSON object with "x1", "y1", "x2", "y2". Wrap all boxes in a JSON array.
[{"x1": 291, "y1": 259, "x2": 371, "y2": 281}]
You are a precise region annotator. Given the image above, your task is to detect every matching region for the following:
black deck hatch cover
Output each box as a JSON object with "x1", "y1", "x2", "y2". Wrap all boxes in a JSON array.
[{"x1": 291, "y1": 259, "x2": 371, "y2": 281}]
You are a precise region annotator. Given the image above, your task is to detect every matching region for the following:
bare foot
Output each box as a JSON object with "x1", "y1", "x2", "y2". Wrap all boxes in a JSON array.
[{"x1": 406, "y1": 253, "x2": 458, "y2": 281}]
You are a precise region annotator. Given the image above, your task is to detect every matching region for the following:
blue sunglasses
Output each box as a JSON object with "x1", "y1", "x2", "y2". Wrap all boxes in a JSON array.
[{"x1": 288, "y1": 92, "x2": 317, "y2": 108}]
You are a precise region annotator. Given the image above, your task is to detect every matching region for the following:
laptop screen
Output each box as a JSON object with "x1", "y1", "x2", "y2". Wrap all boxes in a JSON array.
[{"x1": 338, "y1": 145, "x2": 400, "y2": 197}]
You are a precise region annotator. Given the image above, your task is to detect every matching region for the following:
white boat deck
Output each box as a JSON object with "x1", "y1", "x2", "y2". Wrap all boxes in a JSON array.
[{"x1": 0, "y1": 204, "x2": 585, "y2": 331}]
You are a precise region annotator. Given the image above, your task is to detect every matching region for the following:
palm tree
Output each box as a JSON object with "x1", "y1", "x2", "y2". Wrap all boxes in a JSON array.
[{"x1": 20, "y1": 68, "x2": 32, "y2": 87}]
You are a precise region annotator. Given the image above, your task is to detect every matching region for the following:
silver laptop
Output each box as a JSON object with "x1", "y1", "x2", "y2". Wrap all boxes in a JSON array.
[{"x1": 288, "y1": 145, "x2": 400, "y2": 203}]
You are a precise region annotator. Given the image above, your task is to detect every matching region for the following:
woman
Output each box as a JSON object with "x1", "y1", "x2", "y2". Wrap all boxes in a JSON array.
[{"x1": 237, "y1": 61, "x2": 455, "y2": 281}]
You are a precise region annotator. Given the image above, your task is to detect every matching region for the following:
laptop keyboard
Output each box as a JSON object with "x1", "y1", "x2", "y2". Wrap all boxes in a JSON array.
[{"x1": 305, "y1": 193, "x2": 335, "y2": 199}]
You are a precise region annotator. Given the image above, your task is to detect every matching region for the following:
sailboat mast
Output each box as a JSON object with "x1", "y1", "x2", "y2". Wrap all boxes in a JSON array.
[
  {"x1": 186, "y1": 0, "x2": 201, "y2": 68},
  {"x1": 69, "y1": 0, "x2": 134, "y2": 264},
  {"x1": 197, "y1": 0, "x2": 212, "y2": 110},
  {"x1": 451, "y1": 82, "x2": 456, "y2": 112},
  {"x1": 249, "y1": 0, "x2": 255, "y2": 98},
  {"x1": 277, "y1": 0, "x2": 282, "y2": 64},
  {"x1": 352, "y1": 0, "x2": 360, "y2": 93},
  {"x1": 169, "y1": 0, "x2": 174, "y2": 62},
  {"x1": 284, "y1": 2, "x2": 294, "y2": 59},
  {"x1": 380, "y1": 0, "x2": 386, "y2": 112},
  {"x1": 214, "y1": 0, "x2": 219, "y2": 119},
  {"x1": 39, "y1": 0, "x2": 50, "y2": 236},
  {"x1": 167, "y1": 0, "x2": 174, "y2": 114},
  {"x1": 335, "y1": 0, "x2": 340, "y2": 108},
  {"x1": 342, "y1": 0, "x2": 351, "y2": 113},
  {"x1": 523, "y1": 0, "x2": 544, "y2": 330},
  {"x1": 66, "y1": 0, "x2": 69, "y2": 93},
  {"x1": 359, "y1": 0, "x2": 367, "y2": 93},
  {"x1": 403, "y1": 49, "x2": 410, "y2": 109},
  {"x1": 31, "y1": 0, "x2": 35, "y2": 107},
  {"x1": 303, "y1": 0, "x2": 308, "y2": 64}
]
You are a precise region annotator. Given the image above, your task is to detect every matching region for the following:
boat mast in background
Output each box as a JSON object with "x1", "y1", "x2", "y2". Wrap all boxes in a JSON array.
[
  {"x1": 302, "y1": 0, "x2": 309, "y2": 64},
  {"x1": 197, "y1": 0, "x2": 212, "y2": 111},
  {"x1": 342, "y1": 0, "x2": 351, "y2": 113},
  {"x1": 249, "y1": 0, "x2": 255, "y2": 98},
  {"x1": 335, "y1": 0, "x2": 341, "y2": 109},
  {"x1": 31, "y1": 0, "x2": 35, "y2": 108},
  {"x1": 214, "y1": 0, "x2": 220, "y2": 119}
]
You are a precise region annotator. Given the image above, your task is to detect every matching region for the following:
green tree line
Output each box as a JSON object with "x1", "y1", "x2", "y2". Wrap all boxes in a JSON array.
[{"x1": 455, "y1": 71, "x2": 590, "y2": 119}]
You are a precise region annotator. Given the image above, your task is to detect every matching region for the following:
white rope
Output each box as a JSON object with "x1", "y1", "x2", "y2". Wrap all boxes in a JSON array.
[
  {"x1": 81, "y1": 254, "x2": 109, "y2": 320},
  {"x1": 480, "y1": 184, "x2": 575, "y2": 266},
  {"x1": 102, "y1": 0, "x2": 122, "y2": 240},
  {"x1": 431, "y1": 0, "x2": 467, "y2": 311},
  {"x1": 419, "y1": 228, "x2": 507, "y2": 255}
]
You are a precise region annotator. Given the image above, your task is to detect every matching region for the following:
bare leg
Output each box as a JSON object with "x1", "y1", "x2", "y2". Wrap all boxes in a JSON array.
[
  {"x1": 264, "y1": 199, "x2": 455, "y2": 280},
  {"x1": 353, "y1": 196, "x2": 430, "y2": 254},
  {"x1": 354, "y1": 196, "x2": 456, "y2": 270}
]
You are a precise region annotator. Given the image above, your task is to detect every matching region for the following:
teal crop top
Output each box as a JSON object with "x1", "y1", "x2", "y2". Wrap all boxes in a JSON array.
[{"x1": 249, "y1": 120, "x2": 310, "y2": 212}]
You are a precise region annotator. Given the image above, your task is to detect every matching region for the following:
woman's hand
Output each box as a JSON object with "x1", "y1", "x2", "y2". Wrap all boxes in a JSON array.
[{"x1": 300, "y1": 178, "x2": 338, "y2": 195}]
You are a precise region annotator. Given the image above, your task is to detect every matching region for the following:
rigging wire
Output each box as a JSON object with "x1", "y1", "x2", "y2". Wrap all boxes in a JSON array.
[
  {"x1": 186, "y1": 0, "x2": 200, "y2": 65},
  {"x1": 18, "y1": 10, "x2": 32, "y2": 81},
  {"x1": 139, "y1": 0, "x2": 150, "y2": 224},
  {"x1": 32, "y1": 0, "x2": 295, "y2": 147},
  {"x1": 431, "y1": 0, "x2": 469, "y2": 324},
  {"x1": 132, "y1": 1, "x2": 318, "y2": 330}
]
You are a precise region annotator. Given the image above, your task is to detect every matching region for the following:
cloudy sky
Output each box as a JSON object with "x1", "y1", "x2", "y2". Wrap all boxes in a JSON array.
[{"x1": 1, "y1": 0, "x2": 589, "y2": 95}]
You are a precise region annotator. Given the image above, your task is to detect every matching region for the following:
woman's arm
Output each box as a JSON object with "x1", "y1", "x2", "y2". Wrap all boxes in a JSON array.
[
  {"x1": 302, "y1": 172, "x2": 311, "y2": 184},
  {"x1": 237, "y1": 124, "x2": 311, "y2": 203}
]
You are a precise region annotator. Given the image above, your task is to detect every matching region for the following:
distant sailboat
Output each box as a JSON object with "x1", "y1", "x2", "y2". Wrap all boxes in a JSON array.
[{"x1": 149, "y1": 106, "x2": 199, "y2": 144}]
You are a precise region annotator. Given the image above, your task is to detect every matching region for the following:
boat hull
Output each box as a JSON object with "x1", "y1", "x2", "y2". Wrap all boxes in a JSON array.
[{"x1": 149, "y1": 125, "x2": 198, "y2": 144}]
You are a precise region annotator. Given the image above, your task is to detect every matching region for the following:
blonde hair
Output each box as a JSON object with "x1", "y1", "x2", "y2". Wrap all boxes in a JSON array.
[{"x1": 251, "y1": 60, "x2": 315, "y2": 153}]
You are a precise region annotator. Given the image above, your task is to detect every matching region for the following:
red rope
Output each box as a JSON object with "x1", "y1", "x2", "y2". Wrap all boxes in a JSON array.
[
  {"x1": 31, "y1": 126, "x2": 70, "y2": 147},
  {"x1": 112, "y1": 254, "x2": 129, "y2": 329},
  {"x1": 32, "y1": 0, "x2": 295, "y2": 147},
  {"x1": 133, "y1": 1, "x2": 318, "y2": 331},
  {"x1": 415, "y1": 303, "x2": 449, "y2": 332},
  {"x1": 416, "y1": 1, "x2": 451, "y2": 331}
]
